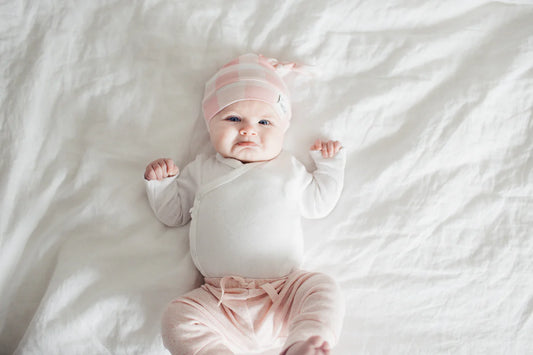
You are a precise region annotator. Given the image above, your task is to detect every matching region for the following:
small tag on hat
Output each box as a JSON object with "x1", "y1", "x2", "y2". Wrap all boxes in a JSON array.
[{"x1": 277, "y1": 94, "x2": 288, "y2": 115}]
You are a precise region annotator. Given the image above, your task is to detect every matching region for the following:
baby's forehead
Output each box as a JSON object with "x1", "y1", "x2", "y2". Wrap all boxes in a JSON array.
[{"x1": 220, "y1": 101, "x2": 283, "y2": 121}]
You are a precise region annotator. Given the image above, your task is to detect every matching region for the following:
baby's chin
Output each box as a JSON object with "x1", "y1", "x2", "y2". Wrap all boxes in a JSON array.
[{"x1": 225, "y1": 149, "x2": 281, "y2": 163}]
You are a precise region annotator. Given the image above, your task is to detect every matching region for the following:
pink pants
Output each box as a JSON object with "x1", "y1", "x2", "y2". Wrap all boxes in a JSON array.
[{"x1": 161, "y1": 270, "x2": 345, "y2": 355}]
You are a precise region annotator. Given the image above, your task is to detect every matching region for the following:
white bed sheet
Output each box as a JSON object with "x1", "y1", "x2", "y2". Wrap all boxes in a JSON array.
[{"x1": 1, "y1": 0, "x2": 532, "y2": 354}]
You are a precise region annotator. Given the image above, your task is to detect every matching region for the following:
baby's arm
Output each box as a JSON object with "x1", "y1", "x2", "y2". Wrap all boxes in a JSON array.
[
  {"x1": 299, "y1": 139, "x2": 346, "y2": 219},
  {"x1": 144, "y1": 156, "x2": 202, "y2": 227}
]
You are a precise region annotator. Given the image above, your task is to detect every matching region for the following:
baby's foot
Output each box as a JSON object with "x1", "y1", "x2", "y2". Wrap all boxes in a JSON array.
[{"x1": 283, "y1": 336, "x2": 331, "y2": 355}]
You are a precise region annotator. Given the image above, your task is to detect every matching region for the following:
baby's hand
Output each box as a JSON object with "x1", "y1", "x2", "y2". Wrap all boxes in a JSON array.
[
  {"x1": 144, "y1": 158, "x2": 179, "y2": 181},
  {"x1": 310, "y1": 139, "x2": 343, "y2": 158}
]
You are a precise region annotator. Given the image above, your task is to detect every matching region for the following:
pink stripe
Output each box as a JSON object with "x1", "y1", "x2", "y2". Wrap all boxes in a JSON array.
[
  {"x1": 215, "y1": 70, "x2": 240, "y2": 91},
  {"x1": 213, "y1": 70, "x2": 284, "y2": 93},
  {"x1": 244, "y1": 85, "x2": 277, "y2": 102},
  {"x1": 265, "y1": 71, "x2": 286, "y2": 90},
  {"x1": 202, "y1": 94, "x2": 220, "y2": 121}
]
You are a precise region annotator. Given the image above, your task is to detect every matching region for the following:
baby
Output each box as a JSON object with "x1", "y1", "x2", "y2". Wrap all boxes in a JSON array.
[{"x1": 144, "y1": 53, "x2": 346, "y2": 355}]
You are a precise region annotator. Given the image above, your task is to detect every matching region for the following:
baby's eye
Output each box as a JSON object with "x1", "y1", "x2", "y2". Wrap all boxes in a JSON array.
[
  {"x1": 226, "y1": 116, "x2": 241, "y2": 122},
  {"x1": 258, "y1": 119, "x2": 271, "y2": 125}
]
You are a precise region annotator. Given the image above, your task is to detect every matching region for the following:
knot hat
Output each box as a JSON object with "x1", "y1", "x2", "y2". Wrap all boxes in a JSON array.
[{"x1": 202, "y1": 53, "x2": 304, "y2": 126}]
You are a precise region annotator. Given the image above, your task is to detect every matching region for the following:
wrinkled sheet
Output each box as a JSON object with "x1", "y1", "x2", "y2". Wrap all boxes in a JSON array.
[{"x1": 1, "y1": 0, "x2": 532, "y2": 354}]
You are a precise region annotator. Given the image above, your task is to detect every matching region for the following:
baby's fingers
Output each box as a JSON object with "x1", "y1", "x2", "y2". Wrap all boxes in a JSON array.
[
  {"x1": 327, "y1": 141, "x2": 335, "y2": 157},
  {"x1": 332, "y1": 140, "x2": 342, "y2": 155},
  {"x1": 144, "y1": 167, "x2": 157, "y2": 180},
  {"x1": 164, "y1": 159, "x2": 179, "y2": 176},
  {"x1": 310, "y1": 139, "x2": 343, "y2": 158},
  {"x1": 310, "y1": 138, "x2": 323, "y2": 151},
  {"x1": 322, "y1": 140, "x2": 343, "y2": 158},
  {"x1": 146, "y1": 158, "x2": 179, "y2": 180},
  {"x1": 145, "y1": 158, "x2": 173, "y2": 180},
  {"x1": 151, "y1": 160, "x2": 166, "y2": 180}
]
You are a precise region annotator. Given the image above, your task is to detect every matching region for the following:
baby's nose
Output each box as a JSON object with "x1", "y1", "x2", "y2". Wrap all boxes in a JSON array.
[{"x1": 239, "y1": 127, "x2": 257, "y2": 136}]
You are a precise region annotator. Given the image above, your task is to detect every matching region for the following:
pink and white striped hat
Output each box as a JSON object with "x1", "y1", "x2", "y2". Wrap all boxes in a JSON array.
[{"x1": 202, "y1": 53, "x2": 298, "y2": 125}]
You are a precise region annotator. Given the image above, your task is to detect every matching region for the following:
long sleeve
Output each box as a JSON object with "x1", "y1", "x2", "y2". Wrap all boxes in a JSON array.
[
  {"x1": 144, "y1": 155, "x2": 205, "y2": 227},
  {"x1": 299, "y1": 149, "x2": 346, "y2": 219}
]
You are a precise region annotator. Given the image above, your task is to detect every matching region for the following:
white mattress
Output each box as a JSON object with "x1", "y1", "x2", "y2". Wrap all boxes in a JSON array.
[{"x1": 1, "y1": 1, "x2": 532, "y2": 354}]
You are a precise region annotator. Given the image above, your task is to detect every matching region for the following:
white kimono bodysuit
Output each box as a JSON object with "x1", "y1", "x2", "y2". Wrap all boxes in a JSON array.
[{"x1": 145, "y1": 149, "x2": 345, "y2": 279}]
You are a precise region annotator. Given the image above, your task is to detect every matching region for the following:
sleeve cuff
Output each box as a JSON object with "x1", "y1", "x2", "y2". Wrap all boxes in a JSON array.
[
  {"x1": 144, "y1": 175, "x2": 179, "y2": 205},
  {"x1": 144, "y1": 174, "x2": 178, "y2": 187}
]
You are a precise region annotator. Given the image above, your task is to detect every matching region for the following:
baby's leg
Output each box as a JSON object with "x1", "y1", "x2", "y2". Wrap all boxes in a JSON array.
[
  {"x1": 279, "y1": 272, "x2": 345, "y2": 355},
  {"x1": 161, "y1": 288, "x2": 233, "y2": 355}
]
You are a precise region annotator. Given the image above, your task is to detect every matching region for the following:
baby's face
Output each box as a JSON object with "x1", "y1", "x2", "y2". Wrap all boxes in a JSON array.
[{"x1": 208, "y1": 100, "x2": 288, "y2": 163}]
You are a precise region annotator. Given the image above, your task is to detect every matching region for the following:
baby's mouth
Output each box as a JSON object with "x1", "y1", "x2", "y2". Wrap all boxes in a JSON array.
[{"x1": 236, "y1": 141, "x2": 258, "y2": 147}]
